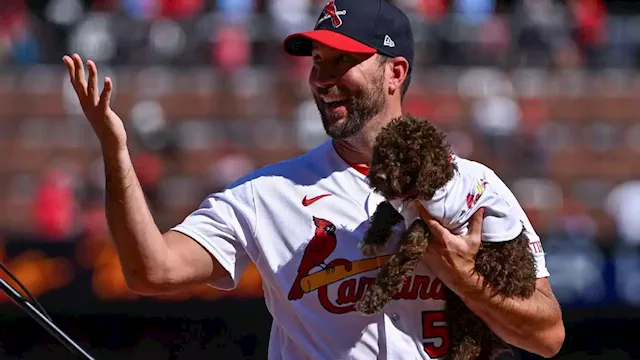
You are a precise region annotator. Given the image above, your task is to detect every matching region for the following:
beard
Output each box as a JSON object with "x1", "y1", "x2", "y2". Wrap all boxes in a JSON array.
[{"x1": 314, "y1": 70, "x2": 386, "y2": 139}]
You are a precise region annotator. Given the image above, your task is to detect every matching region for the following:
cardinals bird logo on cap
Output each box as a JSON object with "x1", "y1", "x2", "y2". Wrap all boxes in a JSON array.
[{"x1": 317, "y1": 0, "x2": 346, "y2": 28}]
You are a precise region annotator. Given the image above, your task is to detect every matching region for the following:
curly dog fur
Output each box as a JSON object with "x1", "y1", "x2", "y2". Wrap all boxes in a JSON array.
[
  {"x1": 367, "y1": 114, "x2": 456, "y2": 201},
  {"x1": 357, "y1": 218, "x2": 430, "y2": 312},
  {"x1": 355, "y1": 115, "x2": 538, "y2": 360}
]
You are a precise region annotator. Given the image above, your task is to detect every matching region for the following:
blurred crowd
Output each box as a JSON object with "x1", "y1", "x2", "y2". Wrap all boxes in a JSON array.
[
  {"x1": 2, "y1": 0, "x2": 640, "y2": 69},
  {"x1": 1, "y1": 0, "x2": 640, "y2": 306}
]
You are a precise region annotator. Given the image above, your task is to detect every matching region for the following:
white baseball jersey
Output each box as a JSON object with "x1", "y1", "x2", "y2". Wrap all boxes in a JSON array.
[
  {"x1": 171, "y1": 141, "x2": 549, "y2": 360},
  {"x1": 389, "y1": 155, "x2": 527, "y2": 243}
]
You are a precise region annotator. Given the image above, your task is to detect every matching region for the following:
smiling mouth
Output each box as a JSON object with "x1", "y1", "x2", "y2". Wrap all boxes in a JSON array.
[{"x1": 320, "y1": 95, "x2": 348, "y2": 109}]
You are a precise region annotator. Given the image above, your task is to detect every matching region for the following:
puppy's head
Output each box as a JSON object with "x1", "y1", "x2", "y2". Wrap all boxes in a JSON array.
[{"x1": 368, "y1": 115, "x2": 456, "y2": 201}]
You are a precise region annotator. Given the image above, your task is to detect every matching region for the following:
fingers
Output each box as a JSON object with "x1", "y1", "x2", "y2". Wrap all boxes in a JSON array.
[
  {"x1": 87, "y1": 60, "x2": 99, "y2": 105},
  {"x1": 62, "y1": 56, "x2": 75, "y2": 82},
  {"x1": 72, "y1": 54, "x2": 87, "y2": 88},
  {"x1": 63, "y1": 54, "x2": 106, "y2": 108},
  {"x1": 414, "y1": 199, "x2": 431, "y2": 222},
  {"x1": 413, "y1": 200, "x2": 448, "y2": 241},
  {"x1": 99, "y1": 77, "x2": 113, "y2": 110},
  {"x1": 63, "y1": 54, "x2": 88, "y2": 97},
  {"x1": 467, "y1": 207, "x2": 484, "y2": 239}
]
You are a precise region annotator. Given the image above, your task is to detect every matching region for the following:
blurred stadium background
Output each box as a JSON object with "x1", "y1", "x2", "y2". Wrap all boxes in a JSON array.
[{"x1": 0, "y1": 0, "x2": 639, "y2": 359}]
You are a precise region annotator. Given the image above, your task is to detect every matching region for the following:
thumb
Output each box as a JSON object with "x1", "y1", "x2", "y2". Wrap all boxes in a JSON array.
[
  {"x1": 467, "y1": 207, "x2": 484, "y2": 239},
  {"x1": 413, "y1": 200, "x2": 447, "y2": 240}
]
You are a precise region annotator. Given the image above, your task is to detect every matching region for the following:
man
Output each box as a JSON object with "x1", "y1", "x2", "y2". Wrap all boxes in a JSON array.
[{"x1": 62, "y1": 0, "x2": 564, "y2": 358}]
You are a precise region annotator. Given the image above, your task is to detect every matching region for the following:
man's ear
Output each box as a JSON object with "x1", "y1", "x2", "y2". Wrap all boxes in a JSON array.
[{"x1": 387, "y1": 56, "x2": 409, "y2": 95}]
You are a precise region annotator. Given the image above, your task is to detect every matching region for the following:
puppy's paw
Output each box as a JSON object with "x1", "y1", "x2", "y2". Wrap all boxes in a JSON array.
[{"x1": 359, "y1": 241, "x2": 384, "y2": 257}]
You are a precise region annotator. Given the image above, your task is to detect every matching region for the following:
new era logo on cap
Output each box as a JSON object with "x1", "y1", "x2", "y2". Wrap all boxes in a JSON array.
[
  {"x1": 383, "y1": 35, "x2": 395, "y2": 48},
  {"x1": 283, "y1": 0, "x2": 414, "y2": 71}
]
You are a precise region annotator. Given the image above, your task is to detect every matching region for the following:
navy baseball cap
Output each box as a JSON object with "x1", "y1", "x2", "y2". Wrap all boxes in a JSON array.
[{"x1": 284, "y1": 0, "x2": 414, "y2": 71}]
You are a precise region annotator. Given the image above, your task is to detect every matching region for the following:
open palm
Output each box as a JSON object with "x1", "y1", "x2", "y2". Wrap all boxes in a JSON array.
[{"x1": 63, "y1": 53, "x2": 127, "y2": 150}]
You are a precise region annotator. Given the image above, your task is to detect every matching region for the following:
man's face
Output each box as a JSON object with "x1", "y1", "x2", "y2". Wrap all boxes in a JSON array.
[{"x1": 309, "y1": 43, "x2": 387, "y2": 139}]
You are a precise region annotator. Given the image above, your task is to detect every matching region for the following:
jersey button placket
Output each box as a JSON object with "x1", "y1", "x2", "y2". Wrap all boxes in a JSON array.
[
  {"x1": 383, "y1": 310, "x2": 406, "y2": 360},
  {"x1": 391, "y1": 313, "x2": 400, "y2": 322}
]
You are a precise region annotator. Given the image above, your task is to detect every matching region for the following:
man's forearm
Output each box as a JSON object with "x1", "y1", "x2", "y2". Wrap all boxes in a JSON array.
[
  {"x1": 103, "y1": 146, "x2": 169, "y2": 288},
  {"x1": 457, "y1": 276, "x2": 564, "y2": 358}
]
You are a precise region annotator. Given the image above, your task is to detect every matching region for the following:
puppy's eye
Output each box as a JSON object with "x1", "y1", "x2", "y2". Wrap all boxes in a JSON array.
[{"x1": 375, "y1": 173, "x2": 387, "y2": 183}]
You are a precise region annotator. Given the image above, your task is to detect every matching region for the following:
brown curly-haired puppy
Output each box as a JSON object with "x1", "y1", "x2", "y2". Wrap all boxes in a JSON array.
[{"x1": 355, "y1": 115, "x2": 537, "y2": 360}]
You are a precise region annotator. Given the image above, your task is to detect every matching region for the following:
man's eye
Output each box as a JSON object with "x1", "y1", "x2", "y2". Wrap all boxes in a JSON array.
[{"x1": 337, "y1": 55, "x2": 353, "y2": 64}]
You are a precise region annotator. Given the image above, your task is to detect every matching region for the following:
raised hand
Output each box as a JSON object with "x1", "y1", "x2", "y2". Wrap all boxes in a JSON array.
[{"x1": 63, "y1": 53, "x2": 127, "y2": 151}]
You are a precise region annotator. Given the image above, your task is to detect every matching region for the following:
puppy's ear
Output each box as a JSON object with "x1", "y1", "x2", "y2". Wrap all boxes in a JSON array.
[
  {"x1": 359, "y1": 201, "x2": 403, "y2": 256},
  {"x1": 416, "y1": 151, "x2": 456, "y2": 201}
]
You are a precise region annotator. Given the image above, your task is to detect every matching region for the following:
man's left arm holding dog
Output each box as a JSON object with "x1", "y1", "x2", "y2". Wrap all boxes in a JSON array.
[{"x1": 415, "y1": 203, "x2": 565, "y2": 358}]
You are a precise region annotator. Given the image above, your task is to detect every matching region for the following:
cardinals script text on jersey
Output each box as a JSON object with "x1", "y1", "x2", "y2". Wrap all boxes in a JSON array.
[{"x1": 171, "y1": 141, "x2": 549, "y2": 360}]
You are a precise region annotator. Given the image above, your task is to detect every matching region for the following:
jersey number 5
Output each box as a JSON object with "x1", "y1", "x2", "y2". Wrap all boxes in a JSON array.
[{"x1": 422, "y1": 310, "x2": 449, "y2": 358}]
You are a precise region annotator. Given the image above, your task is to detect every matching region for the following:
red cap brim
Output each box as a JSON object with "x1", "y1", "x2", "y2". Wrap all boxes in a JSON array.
[{"x1": 284, "y1": 30, "x2": 377, "y2": 56}]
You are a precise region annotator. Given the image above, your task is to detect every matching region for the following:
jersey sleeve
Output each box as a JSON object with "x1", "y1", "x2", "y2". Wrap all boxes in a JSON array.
[
  {"x1": 390, "y1": 177, "x2": 523, "y2": 243},
  {"x1": 170, "y1": 180, "x2": 257, "y2": 290},
  {"x1": 412, "y1": 171, "x2": 523, "y2": 244},
  {"x1": 445, "y1": 175, "x2": 524, "y2": 243},
  {"x1": 392, "y1": 166, "x2": 550, "y2": 279}
]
